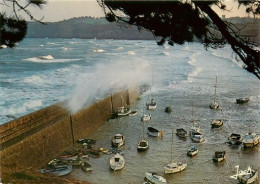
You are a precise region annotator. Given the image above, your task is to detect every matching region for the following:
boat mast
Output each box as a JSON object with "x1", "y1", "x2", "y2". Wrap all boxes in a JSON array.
[
  {"x1": 192, "y1": 102, "x2": 194, "y2": 125},
  {"x1": 214, "y1": 76, "x2": 217, "y2": 104},
  {"x1": 142, "y1": 121, "x2": 145, "y2": 139},
  {"x1": 121, "y1": 94, "x2": 123, "y2": 107},
  {"x1": 170, "y1": 129, "x2": 174, "y2": 162}
]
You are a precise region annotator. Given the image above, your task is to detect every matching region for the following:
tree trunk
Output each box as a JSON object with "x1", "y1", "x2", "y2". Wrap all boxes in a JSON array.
[{"x1": 198, "y1": 4, "x2": 260, "y2": 79}]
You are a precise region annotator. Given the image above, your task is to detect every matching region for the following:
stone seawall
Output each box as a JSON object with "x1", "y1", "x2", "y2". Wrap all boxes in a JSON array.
[{"x1": 0, "y1": 87, "x2": 139, "y2": 172}]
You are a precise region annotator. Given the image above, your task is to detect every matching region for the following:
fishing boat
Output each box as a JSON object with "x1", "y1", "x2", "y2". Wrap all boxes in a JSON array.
[
  {"x1": 242, "y1": 132, "x2": 260, "y2": 147},
  {"x1": 210, "y1": 76, "x2": 219, "y2": 109},
  {"x1": 236, "y1": 98, "x2": 250, "y2": 104},
  {"x1": 211, "y1": 119, "x2": 223, "y2": 128},
  {"x1": 137, "y1": 121, "x2": 149, "y2": 151},
  {"x1": 109, "y1": 153, "x2": 125, "y2": 171},
  {"x1": 164, "y1": 129, "x2": 187, "y2": 174},
  {"x1": 117, "y1": 95, "x2": 131, "y2": 116},
  {"x1": 228, "y1": 133, "x2": 242, "y2": 145},
  {"x1": 81, "y1": 161, "x2": 92, "y2": 172},
  {"x1": 141, "y1": 114, "x2": 152, "y2": 122},
  {"x1": 111, "y1": 134, "x2": 125, "y2": 147},
  {"x1": 144, "y1": 172, "x2": 167, "y2": 184},
  {"x1": 213, "y1": 151, "x2": 226, "y2": 162},
  {"x1": 230, "y1": 165, "x2": 258, "y2": 184},
  {"x1": 147, "y1": 98, "x2": 157, "y2": 110},
  {"x1": 187, "y1": 145, "x2": 198, "y2": 157},
  {"x1": 190, "y1": 132, "x2": 204, "y2": 143},
  {"x1": 147, "y1": 127, "x2": 164, "y2": 137},
  {"x1": 176, "y1": 128, "x2": 187, "y2": 138},
  {"x1": 40, "y1": 165, "x2": 72, "y2": 176}
]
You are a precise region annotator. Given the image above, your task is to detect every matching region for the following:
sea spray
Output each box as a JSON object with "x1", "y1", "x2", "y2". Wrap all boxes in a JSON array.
[{"x1": 68, "y1": 59, "x2": 151, "y2": 113}]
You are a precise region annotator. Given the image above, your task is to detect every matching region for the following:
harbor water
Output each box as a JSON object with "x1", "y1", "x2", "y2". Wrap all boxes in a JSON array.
[{"x1": 0, "y1": 39, "x2": 259, "y2": 183}]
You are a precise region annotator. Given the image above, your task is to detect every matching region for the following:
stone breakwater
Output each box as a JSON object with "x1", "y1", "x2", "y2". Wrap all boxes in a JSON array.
[{"x1": 0, "y1": 87, "x2": 139, "y2": 172}]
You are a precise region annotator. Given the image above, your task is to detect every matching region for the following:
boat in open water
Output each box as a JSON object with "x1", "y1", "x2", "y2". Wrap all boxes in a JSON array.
[
  {"x1": 176, "y1": 128, "x2": 187, "y2": 138},
  {"x1": 211, "y1": 119, "x2": 223, "y2": 128},
  {"x1": 213, "y1": 151, "x2": 226, "y2": 162},
  {"x1": 236, "y1": 98, "x2": 249, "y2": 104},
  {"x1": 109, "y1": 153, "x2": 125, "y2": 171},
  {"x1": 144, "y1": 172, "x2": 167, "y2": 184},
  {"x1": 147, "y1": 127, "x2": 163, "y2": 137},
  {"x1": 228, "y1": 133, "x2": 242, "y2": 145},
  {"x1": 187, "y1": 145, "x2": 198, "y2": 157},
  {"x1": 111, "y1": 134, "x2": 125, "y2": 148},
  {"x1": 242, "y1": 132, "x2": 260, "y2": 148}
]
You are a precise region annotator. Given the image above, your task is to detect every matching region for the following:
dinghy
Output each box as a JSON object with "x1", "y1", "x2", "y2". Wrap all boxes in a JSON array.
[
  {"x1": 144, "y1": 172, "x2": 167, "y2": 184},
  {"x1": 230, "y1": 165, "x2": 258, "y2": 184},
  {"x1": 109, "y1": 153, "x2": 125, "y2": 171}
]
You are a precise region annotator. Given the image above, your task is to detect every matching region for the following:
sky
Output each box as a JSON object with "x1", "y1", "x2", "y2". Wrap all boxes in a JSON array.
[{"x1": 1, "y1": 0, "x2": 252, "y2": 22}]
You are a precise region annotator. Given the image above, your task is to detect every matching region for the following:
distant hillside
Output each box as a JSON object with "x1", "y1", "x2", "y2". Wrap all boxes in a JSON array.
[
  {"x1": 26, "y1": 16, "x2": 259, "y2": 42},
  {"x1": 26, "y1": 17, "x2": 154, "y2": 40}
]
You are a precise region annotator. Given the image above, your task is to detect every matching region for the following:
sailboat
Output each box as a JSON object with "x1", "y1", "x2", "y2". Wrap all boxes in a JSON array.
[
  {"x1": 141, "y1": 102, "x2": 151, "y2": 122},
  {"x1": 146, "y1": 89, "x2": 157, "y2": 110},
  {"x1": 190, "y1": 104, "x2": 204, "y2": 143},
  {"x1": 117, "y1": 95, "x2": 131, "y2": 116},
  {"x1": 210, "y1": 76, "x2": 219, "y2": 109},
  {"x1": 164, "y1": 129, "x2": 187, "y2": 174},
  {"x1": 137, "y1": 121, "x2": 149, "y2": 151}
]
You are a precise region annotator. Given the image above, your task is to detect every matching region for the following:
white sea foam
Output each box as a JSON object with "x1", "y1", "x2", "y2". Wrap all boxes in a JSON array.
[
  {"x1": 0, "y1": 45, "x2": 7, "y2": 48},
  {"x1": 61, "y1": 47, "x2": 68, "y2": 51},
  {"x1": 161, "y1": 51, "x2": 170, "y2": 56},
  {"x1": 187, "y1": 67, "x2": 203, "y2": 83},
  {"x1": 24, "y1": 57, "x2": 80, "y2": 63},
  {"x1": 68, "y1": 58, "x2": 151, "y2": 113},
  {"x1": 23, "y1": 75, "x2": 46, "y2": 85},
  {"x1": 115, "y1": 47, "x2": 124, "y2": 50},
  {"x1": 127, "y1": 51, "x2": 135, "y2": 55},
  {"x1": 2, "y1": 100, "x2": 43, "y2": 115}
]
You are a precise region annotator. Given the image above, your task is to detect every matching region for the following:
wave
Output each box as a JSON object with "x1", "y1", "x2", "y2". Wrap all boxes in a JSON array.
[
  {"x1": 187, "y1": 67, "x2": 203, "y2": 83},
  {"x1": 115, "y1": 47, "x2": 124, "y2": 50},
  {"x1": 161, "y1": 51, "x2": 170, "y2": 56},
  {"x1": 24, "y1": 57, "x2": 81, "y2": 63},
  {"x1": 2, "y1": 100, "x2": 43, "y2": 116},
  {"x1": 127, "y1": 51, "x2": 135, "y2": 55},
  {"x1": 92, "y1": 49, "x2": 105, "y2": 53},
  {"x1": 0, "y1": 45, "x2": 7, "y2": 48}
]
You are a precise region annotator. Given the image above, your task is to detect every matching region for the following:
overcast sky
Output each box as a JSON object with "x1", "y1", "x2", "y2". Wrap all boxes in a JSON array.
[{"x1": 2, "y1": 0, "x2": 251, "y2": 22}]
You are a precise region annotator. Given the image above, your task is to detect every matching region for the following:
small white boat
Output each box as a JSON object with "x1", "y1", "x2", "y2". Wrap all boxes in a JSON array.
[
  {"x1": 137, "y1": 139, "x2": 149, "y2": 151},
  {"x1": 242, "y1": 132, "x2": 260, "y2": 147},
  {"x1": 213, "y1": 151, "x2": 226, "y2": 162},
  {"x1": 141, "y1": 114, "x2": 151, "y2": 122},
  {"x1": 117, "y1": 106, "x2": 131, "y2": 116},
  {"x1": 144, "y1": 172, "x2": 167, "y2": 184},
  {"x1": 236, "y1": 98, "x2": 250, "y2": 104},
  {"x1": 230, "y1": 165, "x2": 258, "y2": 184},
  {"x1": 211, "y1": 119, "x2": 223, "y2": 128},
  {"x1": 38, "y1": 55, "x2": 54, "y2": 60},
  {"x1": 146, "y1": 98, "x2": 157, "y2": 110},
  {"x1": 228, "y1": 133, "x2": 242, "y2": 145},
  {"x1": 110, "y1": 153, "x2": 125, "y2": 171},
  {"x1": 189, "y1": 125, "x2": 200, "y2": 134},
  {"x1": 137, "y1": 121, "x2": 149, "y2": 151},
  {"x1": 164, "y1": 129, "x2": 187, "y2": 174},
  {"x1": 111, "y1": 134, "x2": 125, "y2": 148},
  {"x1": 210, "y1": 76, "x2": 219, "y2": 110},
  {"x1": 147, "y1": 127, "x2": 164, "y2": 137},
  {"x1": 187, "y1": 145, "x2": 198, "y2": 156},
  {"x1": 190, "y1": 132, "x2": 204, "y2": 143}
]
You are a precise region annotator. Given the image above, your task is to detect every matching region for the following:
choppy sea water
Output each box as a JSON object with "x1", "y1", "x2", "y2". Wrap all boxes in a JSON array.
[{"x1": 0, "y1": 38, "x2": 259, "y2": 183}]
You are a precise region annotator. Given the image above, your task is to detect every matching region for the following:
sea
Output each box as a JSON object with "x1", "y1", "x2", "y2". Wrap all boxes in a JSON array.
[{"x1": 0, "y1": 38, "x2": 259, "y2": 184}]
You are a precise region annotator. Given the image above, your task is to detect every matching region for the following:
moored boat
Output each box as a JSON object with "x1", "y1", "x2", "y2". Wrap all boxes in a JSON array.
[
  {"x1": 210, "y1": 76, "x2": 219, "y2": 110},
  {"x1": 129, "y1": 110, "x2": 137, "y2": 116},
  {"x1": 77, "y1": 139, "x2": 96, "y2": 144},
  {"x1": 211, "y1": 119, "x2": 223, "y2": 128},
  {"x1": 111, "y1": 134, "x2": 125, "y2": 147},
  {"x1": 228, "y1": 133, "x2": 242, "y2": 145},
  {"x1": 146, "y1": 98, "x2": 157, "y2": 110},
  {"x1": 187, "y1": 145, "x2": 198, "y2": 157},
  {"x1": 81, "y1": 161, "x2": 92, "y2": 172},
  {"x1": 242, "y1": 132, "x2": 260, "y2": 147},
  {"x1": 117, "y1": 106, "x2": 131, "y2": 116},
  {"x1": 164, "y1": 129, "x2": 187, "y2": 174},
  {"x1": 110, "y1": 153, "x2": 125, "y2": 171},
  {"x1": 40, "y1": 165, "x2": 72, "y2": 176},
  {"x1": 213, "y1": 151, "x2": 226, "y2": 162},
  {"x1": 165, "y1": 106, "x2": 172, "y2": 113},
  {"x1": 230, "y1": 165, "x2": 259, "y2": 184},
  {"x1": 141, "y1": 114, "x2": 152, "y2": 122},
  {"x1": 137, "y1": 139, "x2": 149, "y2": 151},
  {"x1": 144, "y1": 172, "x2": 167, "y2": 184},
  {"x1": 236, "y1": 98, "x2": 249, "y2": 104},
  {"x1": 48, "y1": 159, "x2": 68, "y2": 169},
  {"x1": 176, "y1": 128, "x2": 187, "y2": 138},
  {"x1": 147, "y1": 127, "x2": 164, "y2": 137},
  {"x1": 190, "y1": 132, "x2": 204, "y2": 143}
]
